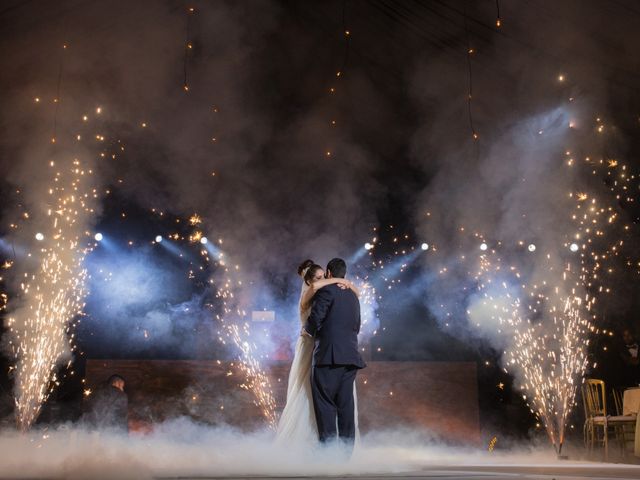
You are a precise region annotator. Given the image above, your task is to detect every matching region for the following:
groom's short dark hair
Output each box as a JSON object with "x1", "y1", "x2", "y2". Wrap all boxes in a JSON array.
[{"x1": 326, "y1": 258, "x2": 347, "y2": 278}]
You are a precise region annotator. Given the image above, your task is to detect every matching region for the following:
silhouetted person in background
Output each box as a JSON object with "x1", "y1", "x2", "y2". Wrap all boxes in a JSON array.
[
  {"x1": 81, "y1": 374, "x2": 128, "y2": 431},
  {"x1": 619, "y1": 329, "x2": 640, "y2": 387}
]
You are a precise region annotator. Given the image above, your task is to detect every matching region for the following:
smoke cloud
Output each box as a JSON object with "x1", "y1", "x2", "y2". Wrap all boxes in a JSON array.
[{"x1": 0, "y1": 421, "x2": 605, "y2": 480}]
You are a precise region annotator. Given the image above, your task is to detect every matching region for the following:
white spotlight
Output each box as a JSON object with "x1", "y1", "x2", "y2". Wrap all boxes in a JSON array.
[
  {"x1": 570, "y1": 243, "x2": 579, "y2": 252},
  {"x1": 200, "y1": 237, "x2": 208, "y2": 245},
  {"x1": 155, "y1": 235, "x2": 163, "y2": 243},
  {"x1": 364, "y1": 242, "x2": 373, "y2": 251},
  {"x1": 527, "y1": 244, "x2": 536, "y2": 252},
  {"x1": 479, "y1": 242, "x2": 488, "y2": 251},
  {"x1": 35, "y1": 232, "x2": 44, "y2": 241},
  {"x1": 421, "y1": 243, "x2": 429, "y2": 251},
  {"x1": 94, "y1": 233, "x2": 103, "y2": 242}
]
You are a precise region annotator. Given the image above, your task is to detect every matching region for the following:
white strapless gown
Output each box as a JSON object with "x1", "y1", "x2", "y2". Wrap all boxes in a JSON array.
[{"x1": 275, "y1": 282, "x2": 359, "y2": 445}]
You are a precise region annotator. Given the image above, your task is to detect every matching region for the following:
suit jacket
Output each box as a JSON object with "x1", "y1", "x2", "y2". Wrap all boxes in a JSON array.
[{"x1": 304, "y1": 284, "x2": 366, "y2": 369}]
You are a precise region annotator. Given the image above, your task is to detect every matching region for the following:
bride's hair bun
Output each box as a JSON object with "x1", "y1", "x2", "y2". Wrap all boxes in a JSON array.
[{"x1": 297, "y1": 259, "x2": 314, "y2": 277}]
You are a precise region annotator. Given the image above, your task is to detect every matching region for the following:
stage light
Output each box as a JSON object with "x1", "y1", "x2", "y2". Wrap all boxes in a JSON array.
[
  {"x1": 364, "y1": 242, "x2": 373, "y2": 250},
  {"x1": 35, "y1": 233, "x2": 44, "y2": 241},
  {"x1": 480, "y1": 242, "x2": 488, "y2": 251},
  {"x1": 155, "y1": 235, "x2": 163, "y2": 243},
  {"x1": 570, "y1": 243, "x2": 579, "y2": 252},
  {"x1": 527, "y1": 244, "x2": 536, "y2": 252},
  {"x1": 94, "y1": 233, "x2": 103, "y2": 242},
  {"x1": 200, "y1": 237, "x2": 208, "y2": 245},
  {"x1": 421, "y1": 243, "x2": 429, "y2": 251}
]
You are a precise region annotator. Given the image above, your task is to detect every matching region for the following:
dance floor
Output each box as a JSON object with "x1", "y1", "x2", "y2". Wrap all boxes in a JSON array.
[
  {"x1": 78, "y1": 360, "x2": 640, "y2": 479},
  {"x1": 1, "y1": 461, "x2": 640, "y2": 480},
  {"x1": 158, "y1": 463, "x2": 640, "y2": 480}
]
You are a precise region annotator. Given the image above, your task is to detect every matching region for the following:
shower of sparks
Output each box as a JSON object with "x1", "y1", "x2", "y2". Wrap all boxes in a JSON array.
[
  {"x1": 212, "y1": 266, "x2": 278, "y2": 429},
  {"x1": 188, "y1": 223, "x2": 277, "y2": 429},
  {"x1": 420, "y1": 109, "x2": 640, "y2": 454},
  {"x1": 472, "y1": 248, "x2": 594, "y2": 453},
  {"x1": 354, "y1": 278, "x2": 376, "y2": 331},
  {"x1": 462, "y1": 147, "x2": 637, "y2": 453},
  {"x1": 348, "y1": 227, "x2": 434, "y2": 352},
  {"x1": 7, "y1": 157, "x2": 98, "y2": 431},
  {"x1": 229, "y1": 323, "x2": 277, "y2": 429}
]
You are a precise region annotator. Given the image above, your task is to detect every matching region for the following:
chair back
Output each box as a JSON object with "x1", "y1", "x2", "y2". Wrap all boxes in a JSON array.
[
  {"x1": 581, "y1": 384, "x2": 590, "y2": 419},
  {"x1": 612, "y1": 388, "x2": 624, "y2": 416},
  {"x1": 584, "y1": 378, "x2": 607, "y2": 417}
]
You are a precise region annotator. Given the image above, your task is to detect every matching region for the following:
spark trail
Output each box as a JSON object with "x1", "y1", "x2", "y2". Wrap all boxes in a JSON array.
[{"x1": 7, "y1": 157, "x2": 98, "y2": 431}]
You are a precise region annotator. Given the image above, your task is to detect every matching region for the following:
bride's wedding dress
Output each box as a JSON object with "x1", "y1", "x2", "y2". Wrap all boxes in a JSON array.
[{"x1": 275, "y1": 281, "x2": 359, "y2": 444}]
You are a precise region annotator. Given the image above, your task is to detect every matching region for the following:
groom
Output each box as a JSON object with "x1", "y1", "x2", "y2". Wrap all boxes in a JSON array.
[{"x1": 303, "y1": 258, "x2": 366, "y2": 449}]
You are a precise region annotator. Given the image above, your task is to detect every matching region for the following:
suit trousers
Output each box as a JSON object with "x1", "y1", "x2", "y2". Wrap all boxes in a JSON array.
[{"x1": 311, "y1": 364, "x2": 358, "y2": 446}]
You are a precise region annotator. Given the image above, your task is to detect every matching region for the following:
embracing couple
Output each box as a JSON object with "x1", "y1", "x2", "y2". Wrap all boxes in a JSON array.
[{"x1": 275, "y1": 257, "x2": 366, "y2": 452}]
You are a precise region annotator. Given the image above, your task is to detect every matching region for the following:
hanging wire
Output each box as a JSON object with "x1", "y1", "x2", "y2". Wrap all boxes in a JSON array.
[
  {"x1": 183, "y1": 6, "x2": 195, "y2": 92},
  {"x1": 52, "y1": 43, "x2": 67, "y2": 144},
  {"x1": 337, "y1": 0, "x2": 351, "y2": 78},
  {"x1": 463, "y1": 3, "x2": 478, "y2": 142}
]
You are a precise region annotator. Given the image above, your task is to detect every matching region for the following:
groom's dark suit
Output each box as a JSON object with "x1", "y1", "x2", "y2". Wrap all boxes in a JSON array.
[{"x1": 303, "y1": 283, "x2": 366, "y2": 446}]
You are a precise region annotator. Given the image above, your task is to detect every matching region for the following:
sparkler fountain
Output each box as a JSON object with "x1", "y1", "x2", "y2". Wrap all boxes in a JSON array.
[
  {"x1": 473, "y1": 253, "x2": 594, "y2": 456},
  {"x1": 466, "y1": 141, "x2": 636, "y2": 455},
  {"x1": 6, "y1": 155, "x2": 99, "y2": 431},
  {"x1": 189, "y1": 220, "x2": 278, "y2": 430}
]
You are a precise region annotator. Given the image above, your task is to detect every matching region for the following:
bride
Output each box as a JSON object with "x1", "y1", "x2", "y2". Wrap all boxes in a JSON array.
[{"x1": 275, "y1": 259, "x2": 360, "y2": 444}]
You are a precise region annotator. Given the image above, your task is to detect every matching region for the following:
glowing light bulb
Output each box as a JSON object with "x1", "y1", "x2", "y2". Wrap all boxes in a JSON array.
[
  {"x1": 528, "y1": 244, "x2": 536, "y2": 252},
  {"x1": 570, "y1": 243, "x2": 579, "y2": 252},
  {"x1": 35, "y1": 233, "x2": 44, "y2": 241},
  {"x1": 480, "y1": 243, "x2": 488, "y2": 251},
  {"x1": 364, "y1": 242, "x2": 373, "y2": 251},
  {"x1": 94, "y1": 233, "x2": 103, "y2": 242},
  {"x1": 200, "y1": 237, "x2": 208, "y2": 245},
  {"x1": 421, "y1": 243, "x2": 429, "y2": 251},
  {"x1": 155, "y1": 235, "x2": 163, "y2": 243}
]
